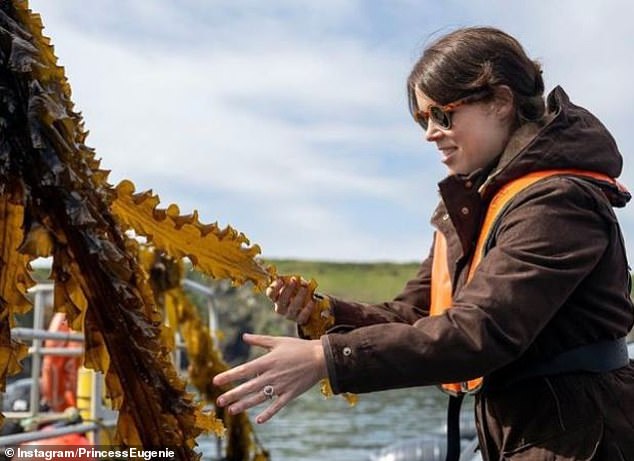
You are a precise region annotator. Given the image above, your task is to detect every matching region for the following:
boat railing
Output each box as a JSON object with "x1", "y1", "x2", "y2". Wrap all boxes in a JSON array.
[{"x1": 0, "y1": 278, "x2": 219, "y2": 448}]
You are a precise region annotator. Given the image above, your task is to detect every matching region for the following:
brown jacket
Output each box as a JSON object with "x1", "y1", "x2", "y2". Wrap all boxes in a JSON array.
[{"x1": 322, "y1": 87, "x2": 634, "y2": 460}]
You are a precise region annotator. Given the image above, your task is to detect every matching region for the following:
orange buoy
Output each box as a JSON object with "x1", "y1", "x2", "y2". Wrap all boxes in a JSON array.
[
  {"x1": 21, "y1": 425, "x2": 94, "y2": 459},
  {"x1": 40, "y1": 313, "x2": 81, "y2": 412}
]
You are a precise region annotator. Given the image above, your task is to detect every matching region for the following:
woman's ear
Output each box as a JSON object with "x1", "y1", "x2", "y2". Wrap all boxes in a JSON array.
[{"x1": 492, "y1": 85, "x2": 515, "y2": 122}]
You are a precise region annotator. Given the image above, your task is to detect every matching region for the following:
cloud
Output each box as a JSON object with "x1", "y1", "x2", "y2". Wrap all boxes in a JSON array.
[
  {"x1": 29, "y1": 0, "x2": 432, "y2": 263},
  {"x1": 27, "y1": 1, "x2": 634, "y2": 264}
]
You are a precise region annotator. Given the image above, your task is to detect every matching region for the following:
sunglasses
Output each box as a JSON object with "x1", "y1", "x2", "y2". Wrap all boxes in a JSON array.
[{"x1": 413, "y1": 91, "x2": 490, "y2": 131}]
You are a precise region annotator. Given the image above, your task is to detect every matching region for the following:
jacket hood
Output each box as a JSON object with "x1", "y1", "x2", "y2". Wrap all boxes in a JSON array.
[{"x1": 481, "y1": 86, "x2": 629, "y2": 206}]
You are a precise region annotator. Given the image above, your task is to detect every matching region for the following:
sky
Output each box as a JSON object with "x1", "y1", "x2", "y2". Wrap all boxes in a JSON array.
[{"x1": 27, "y1": 0, "x2": 634, "y2": 263}]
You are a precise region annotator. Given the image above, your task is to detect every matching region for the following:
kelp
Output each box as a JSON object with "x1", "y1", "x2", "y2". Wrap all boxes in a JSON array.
[
  {"x1": 0, "y1": 1, "x2": 354, "y2": 457},
  {"x1": 144, "y1": 249, "x2": 269, "y2": 460},
  {"x1": 111, "y1": 186, "x2": 356, "y2": 408},
  {"x1": 111, "y1": 184, "x2": 355, "y2": 406},
  {"x1": 112, "y1": 180, "x2": 271, "y2": 290},
  {"x1": 0, "y1": 194, "x2": 31, "y2": 391},
  {"x1": 0, "y1": 2, "x2": 213, "y2": 456}
]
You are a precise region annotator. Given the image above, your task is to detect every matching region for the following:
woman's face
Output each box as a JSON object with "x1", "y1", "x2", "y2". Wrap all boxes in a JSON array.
[{"x1": 415, "y1": 88, "x2": 514, "y2": 176}]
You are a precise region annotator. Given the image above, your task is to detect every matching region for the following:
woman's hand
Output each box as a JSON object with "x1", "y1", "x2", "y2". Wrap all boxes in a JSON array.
[
  {"x1": 213, "y1": 333, "x2": 328, "y2": 423},
  {"x1": 266, "y1": 277, "x2": 315, "y2": 325}
]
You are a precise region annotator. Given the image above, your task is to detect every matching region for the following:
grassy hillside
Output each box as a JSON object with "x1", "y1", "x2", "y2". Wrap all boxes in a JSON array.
[{"x1": 266, "y1": 259, "x2": 421, "y2": 303}]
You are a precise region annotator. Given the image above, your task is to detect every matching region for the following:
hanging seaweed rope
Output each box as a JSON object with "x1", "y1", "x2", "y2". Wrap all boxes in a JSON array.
[
  {"x1": 142, "y1": 248, "x2": 269, "y2": 461},
  {"x1": 0, "y1": 2, "x2": 217, "y2": 457},
  {"x1": 0, "y1": 1, "x2": 351, "y2": 459}
]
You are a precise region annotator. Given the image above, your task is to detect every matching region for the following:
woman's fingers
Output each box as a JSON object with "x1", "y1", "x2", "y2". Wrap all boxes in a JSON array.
[
  {"x1": 255, "y1": 392, "x2": 292, "y2": 424},
  {"x1": 227, "y1": 388, "x2": 271, "y2": 416},
  {"x1": 265, "y1": 278, "x2": 284, "y2": 302},
  {"x1": 213, "y1": 359, "x2": 256, "y2": 387},
  {"x1": 274, "y1": 278, "x2": 298, "y2": 314},
  {"x1": 222, "y1": 378, "x2": 292, "y2": 424},
  {"x1": 242, "y1": 333, "x2": 276, "y2": 349},
  {"x1": 267, "y1": 276, "x2": 316, "y2": 322},
  {"x1": 216, "y1": 373, "x2": 264, "y2": 406},
  {"x1": 213, "y1": 335, "x2": 273, "y2": 387},
  {"x1": 285, "y1": 283, "x2": 309, "y2": 320},
  {"x1": 295, "y1": 299, "x2": 315, "y2": 326},
  {"x1": 213, "y1": 336, "x2": 326, "y2": 423}
]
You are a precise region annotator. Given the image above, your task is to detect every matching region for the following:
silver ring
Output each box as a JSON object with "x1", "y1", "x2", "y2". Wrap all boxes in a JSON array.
[{"x1": 262, "y1": 384, "x2": 275, "y2": 399}]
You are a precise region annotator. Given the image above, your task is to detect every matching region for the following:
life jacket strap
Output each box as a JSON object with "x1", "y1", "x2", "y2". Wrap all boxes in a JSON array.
[
  {"x1": 503, "y1": 337, "x2": 630, "y2": 386},
  {"x1": 445, "y1": 394, "x2": 465, "y2": 461}
]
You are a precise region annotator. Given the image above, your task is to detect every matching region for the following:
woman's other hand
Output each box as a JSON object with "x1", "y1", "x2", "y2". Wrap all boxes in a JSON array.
[
  {"x1": 213, "y1": 333, "x2": 327, "y2": 423},
  {"x1": 266, "y1": 277, "x2": 315, "y2": 325}
]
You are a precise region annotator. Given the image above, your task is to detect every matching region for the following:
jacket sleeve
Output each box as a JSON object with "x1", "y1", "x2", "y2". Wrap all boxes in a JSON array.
[
  {"x1": 324, "y1": 244, "x2": 433, "y2": 332},
  {"x1": 323, "y1": 177, "x2": 615, "y2": 394}
]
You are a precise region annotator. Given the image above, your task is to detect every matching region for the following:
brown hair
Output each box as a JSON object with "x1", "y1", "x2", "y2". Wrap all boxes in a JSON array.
[{"x1": 407, "y1": 27, "x2": 545, "y2": 125}]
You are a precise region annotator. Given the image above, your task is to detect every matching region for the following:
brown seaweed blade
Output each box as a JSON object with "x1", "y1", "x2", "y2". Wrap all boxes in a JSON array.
[
  {"x1": 112, "y1": 180, "x2": 273, "y2": 291},
  {"x1": 0, "y1": 3, "x2": 209, "y2": 457},
  {"x1": 0, "y1": 194, "x2": 32, "y2": 404},
  {"x1": 145, "y1": 250, "x2": 269, "y2": 459},
  {"x1": 113, "y1": 185, "x2": 355, "y2": 406},
  {"x1": 0, "y1": 3, "x2": 353, "y2": 452},
  {"x1": 168, "y1": 289, "x2": 268, "y2": 461},
  {"x1": 111, "y1": 184, "x2": 338, "y2": 342}
]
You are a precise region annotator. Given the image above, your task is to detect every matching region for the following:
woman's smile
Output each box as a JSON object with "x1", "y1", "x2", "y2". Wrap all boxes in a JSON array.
[{"x1": 438, "y1": 146, "x2": 457, "y2": 164}]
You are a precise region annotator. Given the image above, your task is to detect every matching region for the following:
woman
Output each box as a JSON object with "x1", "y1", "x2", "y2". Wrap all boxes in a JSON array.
[{"x1": 214, "y1": 27, "x2": 634, "y2": 460}]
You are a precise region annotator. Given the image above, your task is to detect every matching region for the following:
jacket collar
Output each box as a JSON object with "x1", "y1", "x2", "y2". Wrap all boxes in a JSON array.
[{"x1": 478, "y1": 86, "x2": 624, "y2": 201}]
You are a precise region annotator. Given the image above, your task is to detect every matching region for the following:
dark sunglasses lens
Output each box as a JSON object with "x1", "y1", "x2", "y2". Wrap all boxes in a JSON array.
[
  {"x1": 415, "y1": 113, "x2": 429, "y2": 130},
  {"x1": 430, "y1": 106, "x2": 451, "y2": 129}
]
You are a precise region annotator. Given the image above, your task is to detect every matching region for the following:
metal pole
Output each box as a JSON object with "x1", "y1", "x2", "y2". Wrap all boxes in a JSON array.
[
  {"x1": 28, "y1": 289, "x2": 45, "y2": 418},
  {"x1": 27, "y1": 347, "x2": 83, "y2": 357},
  {"x1": 12, "y1": 327, "x2": 84, "y2": 342},
  {"x1": 90, "y1": 370, "x2": 102, "y2": 445},
  {"x1": 0, "y1": 420, "x2": 117, "y2": 446},
  {"x1": 207, "y1": 297, "x2": 218, "y2": 343}
]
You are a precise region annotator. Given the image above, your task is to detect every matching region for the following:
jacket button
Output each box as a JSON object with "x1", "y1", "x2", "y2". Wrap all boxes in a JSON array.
[
  {"x1": 465, "y1": 181, "x2": 473, "y2": 188},
  {"x1": 342, "y1": 347, "x2": 352, "y2": 357},
  {"x1": 461, "y1": 207, "x2": 470, "y2": 215}
]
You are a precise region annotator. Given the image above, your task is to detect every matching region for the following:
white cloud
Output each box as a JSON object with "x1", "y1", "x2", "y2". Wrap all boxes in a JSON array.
[
  {"x1": 26, "y1": 0, "x2": 634, "y2": 263},
  {"x1": 28, "y1": 0, "x2": 429, "y2": 262}
]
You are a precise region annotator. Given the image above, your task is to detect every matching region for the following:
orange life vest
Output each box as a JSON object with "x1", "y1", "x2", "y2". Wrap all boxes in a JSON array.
[{"x1": 429, "y1": 169, "x2": 620, "y2": 395}]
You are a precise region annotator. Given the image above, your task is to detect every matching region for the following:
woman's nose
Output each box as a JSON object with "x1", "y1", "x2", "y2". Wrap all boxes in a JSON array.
[{"x1": 425, "y1": 120, "x2": 443, "y2": 142}]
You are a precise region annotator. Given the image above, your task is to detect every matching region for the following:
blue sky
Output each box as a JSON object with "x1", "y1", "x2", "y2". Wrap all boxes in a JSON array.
[{"x1": 28, "y1": 1, "x2": 634, "y2": 263}]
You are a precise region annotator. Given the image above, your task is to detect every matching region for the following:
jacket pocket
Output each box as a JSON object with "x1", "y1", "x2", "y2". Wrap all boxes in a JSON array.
[
  {"x1": 501, "y1": 418, "x2": 603, "y2": 461},
  {"x1": 487, "y1": 377, "x2": 566, "y2": 453},
  {"x1": 486, "y1": 376, "x2": 599, "y2": 456}
]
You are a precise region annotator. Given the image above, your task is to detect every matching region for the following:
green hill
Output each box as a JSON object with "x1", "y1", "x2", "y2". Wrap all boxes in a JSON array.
[{"x1": 266, "y1": 259, "x2": 421, "y2": 303}]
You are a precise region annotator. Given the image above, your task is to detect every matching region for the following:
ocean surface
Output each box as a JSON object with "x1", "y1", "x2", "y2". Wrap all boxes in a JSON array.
[{"x1": 197, "y1": 385, "x2": 474, "y2": 461}]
